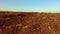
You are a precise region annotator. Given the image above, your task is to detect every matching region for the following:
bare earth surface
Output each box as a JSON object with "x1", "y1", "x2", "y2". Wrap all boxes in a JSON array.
[{"x1": 0, "y1": 12, "x2": 60, "y2": 34}]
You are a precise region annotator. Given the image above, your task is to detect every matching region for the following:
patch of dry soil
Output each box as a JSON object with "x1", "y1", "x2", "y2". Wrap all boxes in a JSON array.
[{"x1": 0, "y1": 12, "x2": 60, "y2": 34}]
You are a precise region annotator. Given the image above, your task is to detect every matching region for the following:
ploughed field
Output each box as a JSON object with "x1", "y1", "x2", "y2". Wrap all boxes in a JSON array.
[{"x1": 0, "y1": 12, "x2": 60, "y2": 34}]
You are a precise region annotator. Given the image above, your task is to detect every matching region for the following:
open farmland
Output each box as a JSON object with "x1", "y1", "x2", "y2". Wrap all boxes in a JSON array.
[{"x1": 0, "y1": 12, "x2": 60, "y2": 34}]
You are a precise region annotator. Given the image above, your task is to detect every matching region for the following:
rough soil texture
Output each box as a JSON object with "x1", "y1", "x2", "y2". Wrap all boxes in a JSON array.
[{"x1": 0, "y1": 12, "x2": 60, "y2": 34}]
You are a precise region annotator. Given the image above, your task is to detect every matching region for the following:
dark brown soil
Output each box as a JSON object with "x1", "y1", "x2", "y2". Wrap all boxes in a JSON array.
[{"x1": 0, "y1": 12, "x2": 60, "y2": 34}]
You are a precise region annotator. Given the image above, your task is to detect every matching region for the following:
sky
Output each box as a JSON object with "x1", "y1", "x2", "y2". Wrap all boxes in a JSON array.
[{"x1": 0, "y1": 0, "x2": 60, "y2": 12}]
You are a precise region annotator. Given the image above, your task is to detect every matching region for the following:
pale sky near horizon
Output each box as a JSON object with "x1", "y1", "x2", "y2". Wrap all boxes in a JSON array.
[{"x1": 0, "y1": 0, "x2": 60, "y2": 12}]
